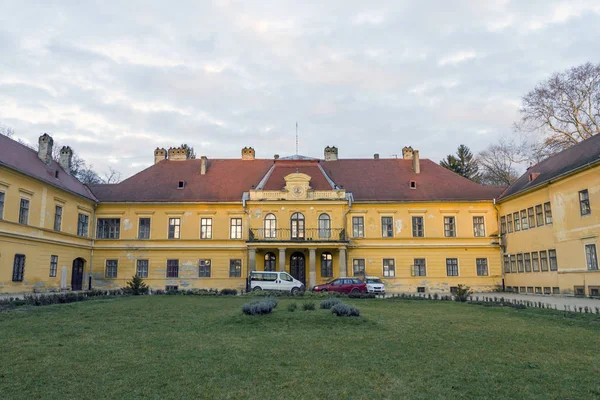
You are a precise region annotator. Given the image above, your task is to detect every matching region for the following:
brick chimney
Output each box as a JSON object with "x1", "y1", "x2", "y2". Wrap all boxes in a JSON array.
[
  {"x1": 168, "y1": 146, "x2": 188, "y2": 161},
  {"x1": 412, "y1": 150, "x2": 420, "y2": 174},
  {"x1": 154, "y1": 148, "x2": 166, "y2": 164},
  {"x1": 38, "y1": 133, "x2": 54, "y2": 164},
  {"x1": 402, "y1": 146, "x2": 413, "y2": 160},
  {"x1": 242, "y1": 147, "x2": 255, "y2": 160},
  {"x1": 324, "y1": 146, "x2": 338, "y2": 161},
  {"x1": 201, "y1": 156, "x2": 208, "y2": 175},
  {"x1": 59, "y1": 146, "x2": 73, "y2": 174},
  {"x1": 374, "y1": 153, "x2": 379, "y2": 159}
]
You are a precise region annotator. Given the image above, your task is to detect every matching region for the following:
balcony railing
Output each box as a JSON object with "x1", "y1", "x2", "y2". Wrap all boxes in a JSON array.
[{"x1": 248, "y1": 228, "x2": 346, "y2": 242}]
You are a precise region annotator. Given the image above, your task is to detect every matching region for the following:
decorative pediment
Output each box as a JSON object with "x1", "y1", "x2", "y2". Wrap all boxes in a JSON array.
[
  {"x1": 284, "y1": 173, "x2": 312, "y2": 199},
  {"x1": 248, "y1": 172, "x2": 346, "y2": 201}
]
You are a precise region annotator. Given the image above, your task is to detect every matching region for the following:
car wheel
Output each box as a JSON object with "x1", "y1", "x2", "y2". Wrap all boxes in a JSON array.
[
  {"x1": 253, "y1": 286, "x2": 262, "y2": 292},
  {"x1": 351, "y1": 288, "x2": 360, "y2": 294},
  {"x1": 291, "y1": 287, "x2": 299, "y2": 295},
  {"x1": 321, "y1": 289, "x2": 328, "y2": 293}
]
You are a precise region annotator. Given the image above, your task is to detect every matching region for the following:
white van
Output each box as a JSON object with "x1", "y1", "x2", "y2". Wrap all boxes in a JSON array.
[{"x1": 249, "y1": 271, "x2": 305, "y2": 294}]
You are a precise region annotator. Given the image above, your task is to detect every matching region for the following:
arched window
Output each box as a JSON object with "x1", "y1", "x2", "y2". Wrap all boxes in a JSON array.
[
  {"x1": 264, "y1": 252, "x2": 276, "y2": 271},
  {"x1": 290, "y1": 212, "x2": 305, "y2": 240},
  {"x1": 264, "y1": 213, "x2": 277, "y2": 239},
  {"x1": 321, "y1": 252, "x2": 333, "y2": 277},
  {"x1": 318, "y1": 214, "x2": 331, "y2": 238}
]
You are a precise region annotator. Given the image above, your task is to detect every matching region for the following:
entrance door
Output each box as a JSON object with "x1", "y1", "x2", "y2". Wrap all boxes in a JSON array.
[
  {"x1": 71, "y1": 258, "x2": 85, "y2": 291},
  {"x1": 290, "y1": 252, "x2": 306, "y2": 285}
]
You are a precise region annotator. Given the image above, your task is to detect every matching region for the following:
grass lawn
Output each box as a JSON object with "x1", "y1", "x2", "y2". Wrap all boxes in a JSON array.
[{"x1": 1, "y1": 296, "x2": 599, "y2": 399}]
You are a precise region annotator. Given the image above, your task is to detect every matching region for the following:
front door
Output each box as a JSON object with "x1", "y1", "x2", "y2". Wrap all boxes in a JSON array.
[
  {"x1": 290, "y1": 252, "x2": 306, "y2": 285},
  {"x1": 71, "y1": 258, "x2": 84, "y2": 291}
]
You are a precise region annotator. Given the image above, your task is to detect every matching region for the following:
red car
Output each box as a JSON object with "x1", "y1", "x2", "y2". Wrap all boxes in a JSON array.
[{"x1": 312, "y1": 278, "x2": 367, "y2": 294}]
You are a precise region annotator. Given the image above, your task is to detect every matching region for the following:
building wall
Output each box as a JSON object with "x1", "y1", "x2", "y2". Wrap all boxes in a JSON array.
[
  {"x1": 499, "y1": 164, "x2": 600, "y2": 295},
  {"x1": 0, "y1": 167, "x2": 94, "y2": 293}
]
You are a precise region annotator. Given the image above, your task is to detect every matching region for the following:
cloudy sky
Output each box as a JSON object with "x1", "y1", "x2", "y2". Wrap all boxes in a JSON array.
[{"x1": 1, "y1": 0, "x2": 599, "y2": 179}]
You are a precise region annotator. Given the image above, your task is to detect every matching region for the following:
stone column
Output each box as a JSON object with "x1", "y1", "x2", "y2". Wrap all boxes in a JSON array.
[
  {"x1": 248, "y1": 248, "x2": 256, "y2": 273},
  {"x1": 339, "y1": 248, "x2": 347, "y2": 277},
  {"x1": 278, "y1": 248, "x2": 286, "y2": 272},
  {"x1": 309, "y1": 248, "x2": 316, "y2": 288}
]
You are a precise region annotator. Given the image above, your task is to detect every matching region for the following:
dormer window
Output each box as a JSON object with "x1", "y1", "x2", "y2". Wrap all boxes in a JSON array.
[
  {"x1": 410, "y1": 180, "x2": 417, "y2": 189},
  {"x1": 177, "y1": 180, "x2": 185, "y2": 189},
  {"x1": 528, "y1": 172, "x2": 540, "y2": 182},
  {"x1": 54, "y1": 170, "x2": 59, "y2": 179}
]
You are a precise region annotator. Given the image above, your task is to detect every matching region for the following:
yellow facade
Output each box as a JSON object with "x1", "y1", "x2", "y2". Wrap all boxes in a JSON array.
[{"x1": 499, "y1": 164, "x2": 600, "y2": 295}]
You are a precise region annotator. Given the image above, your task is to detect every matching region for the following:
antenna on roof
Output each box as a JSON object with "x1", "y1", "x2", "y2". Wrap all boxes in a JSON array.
[
  {"x1": 295, "y1": 122, "x2": 299, "y2": 155},
  {"x1": 390, "y1": 154, "x2": 398, "y2": 159}
]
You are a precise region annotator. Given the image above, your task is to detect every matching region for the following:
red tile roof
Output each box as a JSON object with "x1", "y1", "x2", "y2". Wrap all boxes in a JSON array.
[
  {"x1": 90, "y1": 159, "x2": 274, "y2": 202},
  {"x1": 321, "y1": 158, "x2": 505, "y2": 201},
  {"x1": 0, "y1": 134, "x2": 97, "y2": 201},
  {"x1": 262, "y1": 161, "x2": 333, "y2": 190}
]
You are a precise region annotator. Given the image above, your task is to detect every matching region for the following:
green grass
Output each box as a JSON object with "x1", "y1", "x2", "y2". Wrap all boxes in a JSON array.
[{"x1": 1, "y1": 297, "x2": 599, "y2": 400}]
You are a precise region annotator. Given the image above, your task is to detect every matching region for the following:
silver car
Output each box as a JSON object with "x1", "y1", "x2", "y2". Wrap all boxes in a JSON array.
[{"x1": 365, "y1": 276, "x2": 385, "y2": 294}]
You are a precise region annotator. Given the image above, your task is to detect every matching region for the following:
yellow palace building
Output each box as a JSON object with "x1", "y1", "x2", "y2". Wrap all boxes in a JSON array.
[{"x1": 0, "y1": 132, "x2": 598, "y2": 295}]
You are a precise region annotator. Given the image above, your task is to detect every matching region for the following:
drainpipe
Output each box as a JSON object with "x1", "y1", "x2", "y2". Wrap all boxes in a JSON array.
[
  {"x1": 493, "y1": 198, "x2": 504, "y2": 291},
  {"x1": 89, "y1": 203, "x2": 97, "y2": 290}
]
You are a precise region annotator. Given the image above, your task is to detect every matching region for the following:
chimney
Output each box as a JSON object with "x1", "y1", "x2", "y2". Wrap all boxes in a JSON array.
[
  {"x1": 38, "y1": 133, "x2": 54, "y2": 164},
  {"x1": 242, "y1": 147, "x2": 255, "y2": 160},
  {"x1": 324, "y1": 146, "x2": 338, "y2": 161},
  {"x1": 374, "y1": 153, "x2": 379, "y2": 159},
  {"x1": 168, "y1": 146, "x2": 189, "y2": 161},
  {"x1": 402, "y1": 146, "x2": 414, "y2": 160},
  {"x1": 274, "y1": 154, "x2": 279, "y2": 160},
  {"x1": 412, "y1": 150, "x2": 420, "y2": 174},
  {"x1": 59, "y1": 146, "x2": 73, "y2": 174},
  {"x1": 154, "y1": 148, "x2": 167, "y2": 164},
  {"x1": 200, "y1": 156, "x2": 208, "y2": 175}
]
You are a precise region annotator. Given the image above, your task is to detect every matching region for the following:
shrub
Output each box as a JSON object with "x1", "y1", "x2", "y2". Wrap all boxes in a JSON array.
[
  {"x1": 241, "y1": 299, "x2": 276, "y2": 315},
  {"x1": 219, "y1": 288, "x2": 238, "y2": 296},
  {"x1": 348, "y1": 292, "x2": 376, "y2": 299},
  {"x1": 320, "y1": 298, "x2": 342, "y2": 309},
  {"x1": 287, "y1": 303, "x2": 298, "y2": 312},
  {"x1": 331, "y1": 303, "x2": 360, "y2": 317},
  {"x1": 302, "y1": 301, "x2": 316, "y2": 311},
  {"x1": 264, "y1": 297, "x2": 278, "y2": 309},
  {"x1": 124, "y1": 275, "x2": 149, "y2": 295},
  {"x1": 453, "y1": 284, "x2": 472, "y2": 302}
]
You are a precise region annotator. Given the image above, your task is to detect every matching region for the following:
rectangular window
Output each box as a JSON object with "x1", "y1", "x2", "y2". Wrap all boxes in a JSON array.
[
  {"x1": 353, "y1": 259, "x2": 365, "y2": 276},
  {"x1": 414, "y1": 258, "x2": 426, "y2": 276},
  {"x1": 166, "y1": 259, "x2": 179, "y2": 278},
  {"x1": 49, "y1": 255, "x2": 58, "y2": 277},
  {"x1": 535, "y1": 287, "x2": 542, "y2": 294},
  {"x1": 105, "y1": 260, "x2": 118, "y2": 278},
  {"x1": 19, "y1": 198, "x2": 30, "y2": 225},
  {"x1": 524, "y1": 253, "x2": 531, "y2": 272},
  {"x1": 543, "y1": 287, "x2": 551, "y2": 295},
  {"x1": 579, "y1": 190, "x2": 591, "y2": 215},
  {"x1": 517, "y1": 253, "x2": 524, "y2": 272},
  {"x1": 532, "y1": 252, "x2": 539, "y2": 272},
  {"x1": 136, "y1": 259, "x2": 148, "y2": 278},
  {"x1": 473, "y1": 216, "x2": 485, "y2": 237},
  {"x1": 446, "y1": 258, "x2": 458, "y2": 276},
  {"x1": 409, "y1": 216, "x2": 424, "y2": 238},
  {"x1": 138, "y1": 218, "x2": 151, "y2": 239},
  {"x1": 383, "y1": 259, "x2": 395, "y2": 277},
  {"x1": 444, "y1": 216, "x2": 456, "y2": 237},
  {"x1": 552, "y1": 287, "x2": 560, "y2": 295},
  {"x1": 544, "y1": 202, "x2": 552, "y2": 224},
  {"x1": 168, "y1": 218, "x2": 181, "y2": 239},
  {"x1": 540, "y1": 250, "x2": 549, "y2": 271},
  {"x1": 12, "y1": 254, "x2": 25, "y2": 282},
  {"x1": 513, "y1": 212, "x2": 520, "y2": 231},
  {"x1": 500, "y1": 216, "x2": 506, "y2": 235},
  {"x1": 507, "y1": 214, "x2": 513, "y2": 233},
  {"x1": 503, "y1": 255, "x2": 510, "y2": 273},
  {"x1": 352, "y1": 216, "x2": 364, "y2": 238},
  {"x1": 97, "y1": 218, "x2": 120, "y2": 239},
  {"x1": 229, "y1": 259, "x2": 242, "y2": 277},
  {"x1": 54, "y1": 205, "x2": 62, "y2": 231},
  {"x1": 77, "y1": 214, "x2": 89, "y2": 237},
  {"x1": 230, "y1": 218, "x2": 242, "y2": 239},
  {"x1": 199, "y1": 259, "x2": 211, "y2": 277},
  {"x1": 527, "y1": 207, "x2": 535, "y2": 229},
  {"x1": 535, "y1": 205, "x2": 544, "y2": 227},
  {"x1": 201, "y1": 218, "x2": 213, "y2": 239},
  {"x1": 510, "y1": 255, "x2": 516, "y2": 273},
  {"x1": 0, "y1": 191, "x2": 4, "y2": 219},
  {"x1": 549, "y1": 249, "x2": 558, "y2": 271},
  {"x1": 520, "y1": 210, "x2": 528, "y2": 230},
  {"x1": 585, "y1": 244, "x2": 598, "y2": 270},
  {"x1": 381, "y1": 217, "x2": 393, "y2": 238},
  {"x1": 476, "y1": 258, "x2": 488, "y2": 276}
]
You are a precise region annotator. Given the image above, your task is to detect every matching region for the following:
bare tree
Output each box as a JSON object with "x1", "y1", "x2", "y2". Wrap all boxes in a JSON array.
[
  {"x1": 477, "y1": 138, "x2": 526, "y2": 186},
  {"x1": 0, "y1": 123, "x2": 15, "y2": 138},
  {"x1": 515, "y1": 62, "x2": 600, "y2": 154},
  {"x1": 180, "y1": 143, "x2": 196, "y2": 159},
  {"x1": 102, "y1": 166, "x2": 122, "y2": 184}
]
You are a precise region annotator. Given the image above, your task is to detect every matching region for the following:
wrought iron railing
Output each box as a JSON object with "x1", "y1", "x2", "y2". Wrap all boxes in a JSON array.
[{"x1": 248, "y1": 228, "x2": 346, "y2": 242}]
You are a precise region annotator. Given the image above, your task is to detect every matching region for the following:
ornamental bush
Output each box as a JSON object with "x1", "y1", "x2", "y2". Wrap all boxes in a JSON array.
[
  {"x1": 453, "y1": 284, "x2": 473, "y2": 302},
  {"x1": 331, "y1": 303, "x2": 360, "y2": 317},
  {"x1": 124, "y1": 275, "x2": 149, "y2": 295},
  {"x1": 302, "y1": 301, "x2": 316, "y2": 311},
  {"x1": 219, "y1": 288, "x2": 238, "y2": 296},
  {"x1": 287, "y1": 303, "x2": 298, "y2": 312},
  {"x1": 320, "y1": 298, "x2": 342, "y2": 309},
  {"x1": 241, "y1": 298, "x2": 277, "y2": 315}
]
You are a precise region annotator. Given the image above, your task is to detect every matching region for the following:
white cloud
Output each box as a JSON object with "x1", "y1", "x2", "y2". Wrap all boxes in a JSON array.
[{"x1": 438, "y1": 50, "x2": 477, "y2": 66}]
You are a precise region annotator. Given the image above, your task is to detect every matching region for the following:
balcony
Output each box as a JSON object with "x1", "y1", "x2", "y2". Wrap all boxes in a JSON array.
[{"x1": 248, "y1": 228, "x2": 347, "y2": 242}]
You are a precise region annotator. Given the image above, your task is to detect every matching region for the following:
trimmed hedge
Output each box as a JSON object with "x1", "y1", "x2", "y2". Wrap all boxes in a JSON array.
[
  {"x1": 241, "y1": 297, "x2": 278, "y2": 315},
  {"x1": 320, "y1": 298, "x2": 342, "y2": 309},
  {"x1": 331, "y1": 302, "x2": 360, "y2": 317}
]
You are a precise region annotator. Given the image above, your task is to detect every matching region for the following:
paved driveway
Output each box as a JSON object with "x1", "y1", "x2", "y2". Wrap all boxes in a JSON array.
[{"x1": 472, "y1": 292, "x2": 600, "y2": 312}]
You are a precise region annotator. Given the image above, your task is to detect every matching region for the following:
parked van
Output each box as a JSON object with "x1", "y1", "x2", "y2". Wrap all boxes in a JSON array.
[{"x1": 249, "y1": 271, "x2": 305, "y2": 294}]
